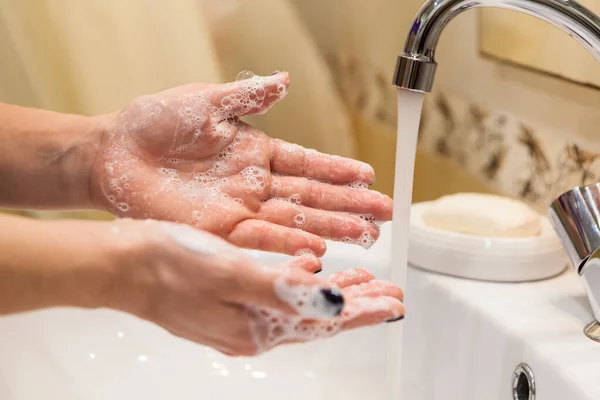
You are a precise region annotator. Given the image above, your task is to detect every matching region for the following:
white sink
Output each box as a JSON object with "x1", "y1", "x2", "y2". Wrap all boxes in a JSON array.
[
  {"x1": 2, "y1": 223, "x2": 599, "y2": 399},
  {"x1": 402, "y1": 266, "x2": 600, "y2": 399}
]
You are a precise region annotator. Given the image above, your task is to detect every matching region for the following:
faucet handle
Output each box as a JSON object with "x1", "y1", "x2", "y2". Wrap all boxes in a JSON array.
[{"x1": 549, "y1": 183, "x2": 600, "y2": 273}]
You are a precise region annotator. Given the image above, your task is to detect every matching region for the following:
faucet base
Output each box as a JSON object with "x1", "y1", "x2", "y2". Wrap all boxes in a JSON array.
[
  {"x1": 584, "y1": 320, "x2": 600, "y2": 342},
  {"x1": 393, "y1": 54, "x2": 436, "y2": 93}
]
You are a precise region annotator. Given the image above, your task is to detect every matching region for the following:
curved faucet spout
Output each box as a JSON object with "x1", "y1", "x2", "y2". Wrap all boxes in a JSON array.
[{"x1": 394, "y1": 0, "x2": 600, "y2": 92}]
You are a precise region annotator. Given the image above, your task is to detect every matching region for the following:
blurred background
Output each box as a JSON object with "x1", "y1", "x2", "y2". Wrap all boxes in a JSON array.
[{"x1": 2, "y1": 0, "x2": 600, "y2": 220}]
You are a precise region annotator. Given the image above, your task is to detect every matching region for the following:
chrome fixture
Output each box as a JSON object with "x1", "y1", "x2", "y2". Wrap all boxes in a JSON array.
[
  {"x1": 393, "y1": 0, "x2": 600, "y2": 93},
  {"x1": 512, "y1": 363, "x2": 536, "y2": 400},
  {"x1": 550, "y1": 184, "x2": 600, "y2": 342},
  {"x1": 394, "y1": 0, "x2": 600, "y2": 340}
]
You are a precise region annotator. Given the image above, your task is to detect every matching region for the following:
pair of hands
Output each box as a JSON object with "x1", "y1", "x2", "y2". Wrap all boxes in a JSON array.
[{"x1": 83, "y1": 71, "x2": 402, "y2": 356}]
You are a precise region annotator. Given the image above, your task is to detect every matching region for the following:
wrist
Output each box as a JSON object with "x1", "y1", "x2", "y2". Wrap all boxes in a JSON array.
[
  {"x1": 38, "y1": 218, "x2": 126, "y2": 310},
  {"x1": 90, "y1": 219, "x2": 164, "y2": 317},
  {"x1": 57, "y1": 113, "x2": 112, "y2": 210},
  {"x1": 0, "y1": 103, "x2": 115, "y2": 210},
  {"x1": 0, "y1": 216, "x2": 128, "y2": 313}
]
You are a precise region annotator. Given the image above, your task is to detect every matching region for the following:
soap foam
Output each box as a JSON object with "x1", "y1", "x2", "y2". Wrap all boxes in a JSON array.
[
  {"x1": 159, "y1": 221, "x2": 232, "y2": 255},
  {"x1": 274, "y1": 280, "x2": 339, "y2": 320},
  {"x1": 340, "y1": 231, "x2": 376, "y2": 249},
  {"x1": 269, "y1": 193, "x2": 302, "y2": 205},
  {"x1": 247, "y1": 307, "x2": 342, "y2": 354},
  {"x1": 293, "y1": 248, "x2": 316, "y2": 257},
  {"x1": 98, "y1": 71, "x2": 288, "y2": 220},
  {"x1": 348, "y1": 212, "x2": 383, "y2": 227},
  {"x1": 293, "y1": 213, "x2": 306, "y2": 227},
  {"x1": 247, "y1": 294, "x2": 398, "y2": 355}
]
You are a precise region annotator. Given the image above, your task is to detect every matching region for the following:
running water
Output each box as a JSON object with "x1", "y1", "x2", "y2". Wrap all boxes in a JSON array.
[{"x1": 387, "y1": 88, "x2": 425, "y2": 400}]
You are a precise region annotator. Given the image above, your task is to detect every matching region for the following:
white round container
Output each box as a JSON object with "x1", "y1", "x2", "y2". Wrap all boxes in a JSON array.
[{"x1": 408, "y1": 201, "x2": 568, "y2": 282}]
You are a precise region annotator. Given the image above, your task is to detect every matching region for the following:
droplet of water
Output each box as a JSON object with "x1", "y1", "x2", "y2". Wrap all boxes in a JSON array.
[{"x1": 236, "y1": 70, "x2": 256, "y2": 81}]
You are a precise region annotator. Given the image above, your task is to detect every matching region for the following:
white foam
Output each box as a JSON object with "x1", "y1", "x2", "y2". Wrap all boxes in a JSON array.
[
  {"x1": 340, "y1": 231, "x2": 376, "y2": 249},
  {"x1": 159, "y1": 221, "x2": 231, "y2": 255},
  {"x1": 240, "y1": 166, "x2": 267, "y2": 193},
  {"x1": 236, "y1": 70, "x2": 256, "y2": 81},
  {"x1": 98, "y1": 71, "x2": 288, "y2": 217},
  {"x1": 274, "y1": 283, "x2": 337, "y2": 320},
  {"x1": 246, "y1": 294, "x2": 399, "y2": 355},
  {"x1": 247, "y1": 307, "x2": 343, "y2": 354},
  {"x1": 348, "y1": 212, "x2": 384, "y2": 227},
  {"x1": 270, "y1": 193, "x2": 302, "y2": 205},
  {"x1": 293, "y1": 213, "x2": 306, "y2": 228},
  {"x1": 293, "y1": 248, "x2": 316, "y2": 257}
]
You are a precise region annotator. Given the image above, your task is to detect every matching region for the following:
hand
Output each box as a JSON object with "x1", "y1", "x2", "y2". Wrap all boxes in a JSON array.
[
  {"x1": 90, "y1": 72, "x2": 392, "y2": 256},
  {"x1": 110, "y1": 219, "x2": 404, "y2": 356}
]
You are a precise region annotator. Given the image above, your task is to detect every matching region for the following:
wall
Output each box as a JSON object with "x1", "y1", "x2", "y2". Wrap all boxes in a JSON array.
[
  {"x1": 4, "y1": 1, "x2": 600, "y2": 213},
  {"x1": 293, "y1": 0, "x2": 600, "y2": 209},
  {"x1": 480, "y1": 3, "x2": 600, "y2": 89}
]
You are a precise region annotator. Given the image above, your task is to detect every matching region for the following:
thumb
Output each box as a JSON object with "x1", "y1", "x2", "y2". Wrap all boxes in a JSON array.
[
  {"x1": 229, "y1": 263, "x2": 344, "y2": 319},
  {"x1": 210, "y1": 71, "x2": 290, "y2": 118}
]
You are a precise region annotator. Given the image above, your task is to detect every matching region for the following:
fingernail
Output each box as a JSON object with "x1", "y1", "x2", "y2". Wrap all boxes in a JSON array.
[
  {"x1": 270, "y1": 70, "x2": 282, "y2": 75},
  {"x1": 314, "y1": 269, "x2": 323, "y2": 274},
  {"x1": 386, "y1": 315, "x2": 404, "y2": 323},
  {"x1": 319, "y1": 288, "x2": 345, "y2": 317}
]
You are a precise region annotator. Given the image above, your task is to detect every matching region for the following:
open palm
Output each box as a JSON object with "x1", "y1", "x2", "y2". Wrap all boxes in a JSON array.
[{"x1": 91, "y1": 72, "x2": 392, "y2": 255}]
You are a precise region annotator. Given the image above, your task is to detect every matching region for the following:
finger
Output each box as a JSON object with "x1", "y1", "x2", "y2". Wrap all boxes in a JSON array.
[
  {"x1": 342, "y1": 280, "x2": 404, "y2": 301},
  {"x1": 228, "y1": 219, "x2": 327, "y2": 256},
  {"x1": 258, "y1": 199, "x2": 380, "y2": 248},
  {"x1": 338, "y1": 296, "x2": 405, "y2": 329},
  {"x1": 210, "y1": 72, "x2": 290, "y2": 117},
  {"x1": 279, "y1": 253, "x2": 323, "y2": 274},
  {"x1": 271, "y1": 175, "x2": 392, "y2": 220},
  {"x1": 270, "y1": 138, "x2": 375, "y2": 184},
  {"x1": 327, "y1": 268, "x2": 375, "y2": 288},
  {"x1": 228, "y1": 265, "x2": 345, "y2": 319},
  {"x1": 273, "y1": 296, "x2": 405, "y2": 346}
]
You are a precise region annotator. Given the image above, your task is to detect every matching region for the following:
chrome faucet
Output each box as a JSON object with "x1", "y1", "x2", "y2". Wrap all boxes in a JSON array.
[
  {"x1": 550, "y1": 185, "x2": 600, "y2": 342},
  {"x1": 393, "y1": 0, "x2": 600, "y2": 342}
]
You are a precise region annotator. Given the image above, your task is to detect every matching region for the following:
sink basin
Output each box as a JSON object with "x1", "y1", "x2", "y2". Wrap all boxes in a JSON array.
[
  {"x1": 402, "y1": 266, "x2": 600, "y2": 399},
  {"x1": 0, "y1": 227, "x2": 393, "y2": 400},
  {"x1": 2, "y1": 222, "x2": 599, "y2": 399}
]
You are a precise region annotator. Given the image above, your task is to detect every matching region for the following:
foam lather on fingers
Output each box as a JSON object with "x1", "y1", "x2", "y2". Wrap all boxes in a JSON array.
[
  {"x1": 157, "y1": 220, "x2": 236, "y2": 255},
  {"x1": 293, "y1": 248, "x2": 316, "y2": 257},
  {"x1": 246, "y1": 293, "x2": 400, "y2": 355},
  {"x1": 348, "y1": 212, "x2": 383, "y2": 227},
  {"x1": 340, "y1": 231, "x2": 376, "y2": 249},
  {"x1": 274, "y1": 276, "x2": 344, "y2": 319},
  {"x1": 247, "y1": 307, "x2": 342, "y2": 354},
  {"x1": 244, "y1": 271, "x2": 345, "y2": 353}
]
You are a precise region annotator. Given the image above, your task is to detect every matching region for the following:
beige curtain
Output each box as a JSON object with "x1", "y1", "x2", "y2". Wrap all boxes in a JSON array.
[
  {"x1": 0, "y1": 0, "x2": 222, "y2": 114},
  {"x1": 201, "y1": 0, "x2": 356, "y2": 157},
  {"x1": 0, "y1": 0, "x2": 355, "y2": 219}
]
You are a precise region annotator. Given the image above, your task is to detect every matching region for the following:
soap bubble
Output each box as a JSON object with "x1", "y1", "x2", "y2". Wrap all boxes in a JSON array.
[
  {"x1": 236, "y1": 70, "x2": 256, "y2": 81},
  {"x1": 293, "y1": 213, "x2": 306, "y2": 227}
]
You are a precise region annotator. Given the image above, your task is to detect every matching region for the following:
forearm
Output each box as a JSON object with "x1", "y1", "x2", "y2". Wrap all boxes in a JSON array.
[
  {"x1": 0, "y1": 214, "x2": 121, "y2": 314},
  {"x1": 0, "y1": 102, "x2": 107, "y2": 209}
]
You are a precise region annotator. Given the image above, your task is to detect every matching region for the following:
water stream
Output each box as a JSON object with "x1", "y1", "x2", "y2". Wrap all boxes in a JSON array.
[{"x1": 387, "y1": 89, "x2": 425, "y2": 399}]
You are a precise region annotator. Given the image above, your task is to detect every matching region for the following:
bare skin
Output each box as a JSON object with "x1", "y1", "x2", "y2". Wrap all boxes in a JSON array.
[
  {"x1": 0, "y1": 72, "x2": 403, "y2": 356},
  {"x1": 0, "y1": 215, "x2": 404, "y2": 356},
  {"x1": 90, "y1": 72, "x2": 392, "y2": 255}
]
